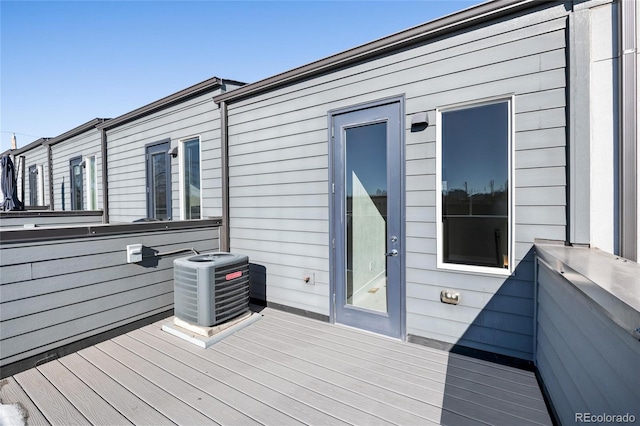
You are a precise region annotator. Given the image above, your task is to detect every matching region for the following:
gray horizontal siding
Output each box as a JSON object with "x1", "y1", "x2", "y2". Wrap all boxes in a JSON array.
[
  {"x1": 106, "y1": 93, "x2": 224, "y2": 223},
  {"x1": 0, "y1": 222, "x2": 220, "y2": 368},
  {"x1": 397, "y1": 11, "x2": 567, "y2": 360},
  {"x1": 225, "y1": 2, "x2": 568, "y2": 359},
  {"x1": 536, "y1": 259, "x2": 640, "y2": 424},
  {"x1": 224, "y1": 3, "x2": 569, "y2": 359},
  {"x1": 51, "y1": 129, "x2": 103, "y2": 211}
]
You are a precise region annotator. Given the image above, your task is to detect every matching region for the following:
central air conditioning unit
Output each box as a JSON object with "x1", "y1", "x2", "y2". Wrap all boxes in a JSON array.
[{"x1": 173, "y1": 252, "x2": 250, "y2": 327}]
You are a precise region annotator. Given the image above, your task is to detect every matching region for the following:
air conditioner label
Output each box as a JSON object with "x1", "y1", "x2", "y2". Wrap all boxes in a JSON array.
[{"x1": 225, "y1": 271, "x2": 242, "y2": 281}]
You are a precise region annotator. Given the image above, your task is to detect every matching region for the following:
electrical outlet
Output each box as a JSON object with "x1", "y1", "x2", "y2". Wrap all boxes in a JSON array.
[{"x1": 440, "y1": 290, "x2": 460, "y2": 305}]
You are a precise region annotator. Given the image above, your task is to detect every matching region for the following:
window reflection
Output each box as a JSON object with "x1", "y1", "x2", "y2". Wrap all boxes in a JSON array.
[
  {"x1": 70, "y1": 158, "x2": 84, "y2": 211},
  {"x1": 183, "y1": 138, "x2": 201, "y2": 219},
  {"x1": 345, "y1": 122, "x2": 388, "y2": 312},
  {"x1": 441, "y1": 101, "x2": 509, "y2": 269},
  {"x1": 152, "y1": 152, "x2": 167, "y2": 219},
  {"x1": 28, "y1": 165, "x2": 37, "y2": 206}
]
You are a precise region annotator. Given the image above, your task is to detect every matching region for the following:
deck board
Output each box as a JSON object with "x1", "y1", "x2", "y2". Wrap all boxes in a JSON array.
[
  {"x1": 256, "y1": 315, "x2": 549, "y2": 421},
  {"x1": 132, "y1": 329, "x2": 385, "y2": 425},
  {"x1": 215, "y1": 338, "x2": 428, "y2": 425},
  {"x1": 231, "y1": 326, "x2": 445, "y2": 423},
  {"x1": 14, "y1": 368, "x2": 89, "y2": 425},
  {"x1": 219, "y1": 332, "x2": 436, "y2": 425},
  {"x1": 6, "y1": 307, "x2": 552, "y2": 425},
  {"x1": 0, "y1": 376, "x2": 50, "y2": 426},
  {"x1": 121, "y1": 329, "x2": 300, "y2": 426},
  {"x1": 79, "y1": 345, "x2": 215, "y2": 425},
  {"x1": 131, "y1": 327, "x2": 347, "y2": 425},
  {"x1": 96, "y1": 339, "x2": 252, "y2": 426},
  {"x1": 58, "y1": 353, "x2": 174, "y2": 426},
  {"x1": 36, "y1": 360, "x2": 132, "y2": 425},
  {"x1": 265, "y1": 308, "x2": 540, "y2": 388}
]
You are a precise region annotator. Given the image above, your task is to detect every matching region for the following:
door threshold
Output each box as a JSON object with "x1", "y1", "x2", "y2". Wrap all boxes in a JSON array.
[{"x1": 333, "y1": 322, "x2": 405, "y2": 342}]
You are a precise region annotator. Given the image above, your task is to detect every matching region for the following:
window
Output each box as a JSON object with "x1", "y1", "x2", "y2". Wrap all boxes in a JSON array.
[
  {"x1": 146, "y1": 141, "x2": 171, "y2": 220},
  {"x1": 28, "y1": 165, "x2": 37, "y2": 206},
  {"x1": 70, "y1": 157, "x2": 84, "y2": 210},
  {"x1": 437, "y1": 98, "x2": 512, "y2": 272},
  {"x1": 85, "y1": 156, "x2": 97, "y2": 210},
  {"x1": 181, "y1": 137, "x2": 201, "y2": 219},
  {"x1": 37, "y1": 165, "x2": 44, "y2": 206}
]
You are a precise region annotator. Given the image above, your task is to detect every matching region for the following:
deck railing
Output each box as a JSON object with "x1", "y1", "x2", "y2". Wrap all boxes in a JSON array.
[
  {"x1": 0, "y1": 210, "x2": 104, "y2": 229},
  {"x1": 0, "y1": 219, "x2": 221, "y2": 377},
  {"x1": 535, "y1": 243, "x2": 640, "y2": 424}
]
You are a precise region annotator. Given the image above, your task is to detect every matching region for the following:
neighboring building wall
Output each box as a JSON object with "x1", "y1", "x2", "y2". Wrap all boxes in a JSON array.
[
  {"x1": 106, "y1": 91, "x2": 227, "y2": 223},
  {"x1": 51, "y1": 128, "x2": 103, "y2": 211},
  {"x1": 17, "y1": 144, "x2": 49, "y2": 208},
  {"x1": 225, "y1": 2, "x2": 569, "y2": 359}
]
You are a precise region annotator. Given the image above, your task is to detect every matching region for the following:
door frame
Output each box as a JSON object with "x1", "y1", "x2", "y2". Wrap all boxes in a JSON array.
[
  {"x1": 328, "y1": 95, "x2": 406, "y2": 340},
  {"x1": 145, "y1": 139, "x2": 172, "y2": 220},
  {"x1": 69, "y1": 156, "x2": 84, "y2": 210}
]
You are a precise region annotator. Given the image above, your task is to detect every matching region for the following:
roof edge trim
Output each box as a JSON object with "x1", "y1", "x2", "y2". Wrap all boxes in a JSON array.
[
  {"x1": 98, "y1": 77, "x2": 244, "y2": 131},
  {"x1": 214, "y1": 0, "x2": 545, "y2": 104},
  {"x1": 46, "y1": 118, "x2": 110, "y2": 146},
  {"x1": 7, "y1": 138, "x2": 51, "y2": 156}
]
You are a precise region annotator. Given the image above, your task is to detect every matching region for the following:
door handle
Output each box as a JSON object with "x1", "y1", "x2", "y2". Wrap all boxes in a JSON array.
[{"x1": 385, "y1": 249, "x2": 398, "y2": 257}]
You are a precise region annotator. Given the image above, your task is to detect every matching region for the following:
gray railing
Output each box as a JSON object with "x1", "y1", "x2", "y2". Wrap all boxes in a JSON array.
[
  {"x1": 535, "y1": 243, "x2": 640, "y2": 424},
  {"x1": 0, "y1": 219, "x2": 221, "y2": 376},
  {"x1": 0, "y1": 210, "x2": 104, "y2": 229}
]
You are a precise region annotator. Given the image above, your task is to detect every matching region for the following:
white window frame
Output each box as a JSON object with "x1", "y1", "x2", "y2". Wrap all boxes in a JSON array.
[
  {"x1": 28, "y1": 164, "x2": 38, "y2": 206},
  {"x1": 435, "y1": 95, "x2": 515, "y2": 276},
  {"x1": 178, "y1": 135, "x2": 202, "y2": 220},
  {"x1": 84, "y1": 155, "x2": 98, "y2": 210},
  {"x1": 37, "y1": 165, "x2": 44, "y2": 206}
]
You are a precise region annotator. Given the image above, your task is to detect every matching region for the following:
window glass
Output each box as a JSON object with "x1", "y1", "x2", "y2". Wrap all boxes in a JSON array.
[
  {"x1": 70, "y1": 157, "x2": 84, "y2": 210},
  {"x1": 28, "y1": 165, "x2": 37, "y2": 206},
  {"x1": 183, "y1": 138, "x2": 201, "y2": 219},
  {"x1": 345, "y1": 122, "x2": 387, "y2": 312},
  {"x1": 88, "y1": 156, "x2": 97, "y2": 210},
  {"x1": 146, "y1": 141, "x2": 171, "y2": 220},
  {"x1": 441, "y1": 101, "x2": 509, "y2": 269},
  {"x1": 151, "y1": 152, "x2": 168, "y2": 219}
]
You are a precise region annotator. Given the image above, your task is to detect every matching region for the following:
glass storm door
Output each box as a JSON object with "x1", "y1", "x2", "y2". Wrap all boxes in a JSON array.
[
  {"x1": 331, "y1": 102, "x2": 403, "y2": 339},
  {"x1": 146, "y1": 141, "x2": 171, "y2": 220}
]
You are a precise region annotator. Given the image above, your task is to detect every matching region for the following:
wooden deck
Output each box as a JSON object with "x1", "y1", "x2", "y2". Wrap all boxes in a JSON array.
[{"x1": 1, "y1": 307, "x2": 552, "y2": 425}]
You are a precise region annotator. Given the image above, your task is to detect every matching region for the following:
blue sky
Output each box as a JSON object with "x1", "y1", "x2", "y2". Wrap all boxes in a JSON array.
[{"x1": 1, "y1": 0, "x2": 483, "y2": 153}]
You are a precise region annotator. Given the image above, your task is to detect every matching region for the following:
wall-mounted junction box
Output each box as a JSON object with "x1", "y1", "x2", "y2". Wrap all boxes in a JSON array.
[
  {"x1": 440, "y1": 290, "x2": 460, "y2": 305},
  {"x1": 126, "y1": 244, "x2": 143, "y2": 263},
  {"x1": 303, "y1": 271, "x2": 315, "y2": 285}
]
